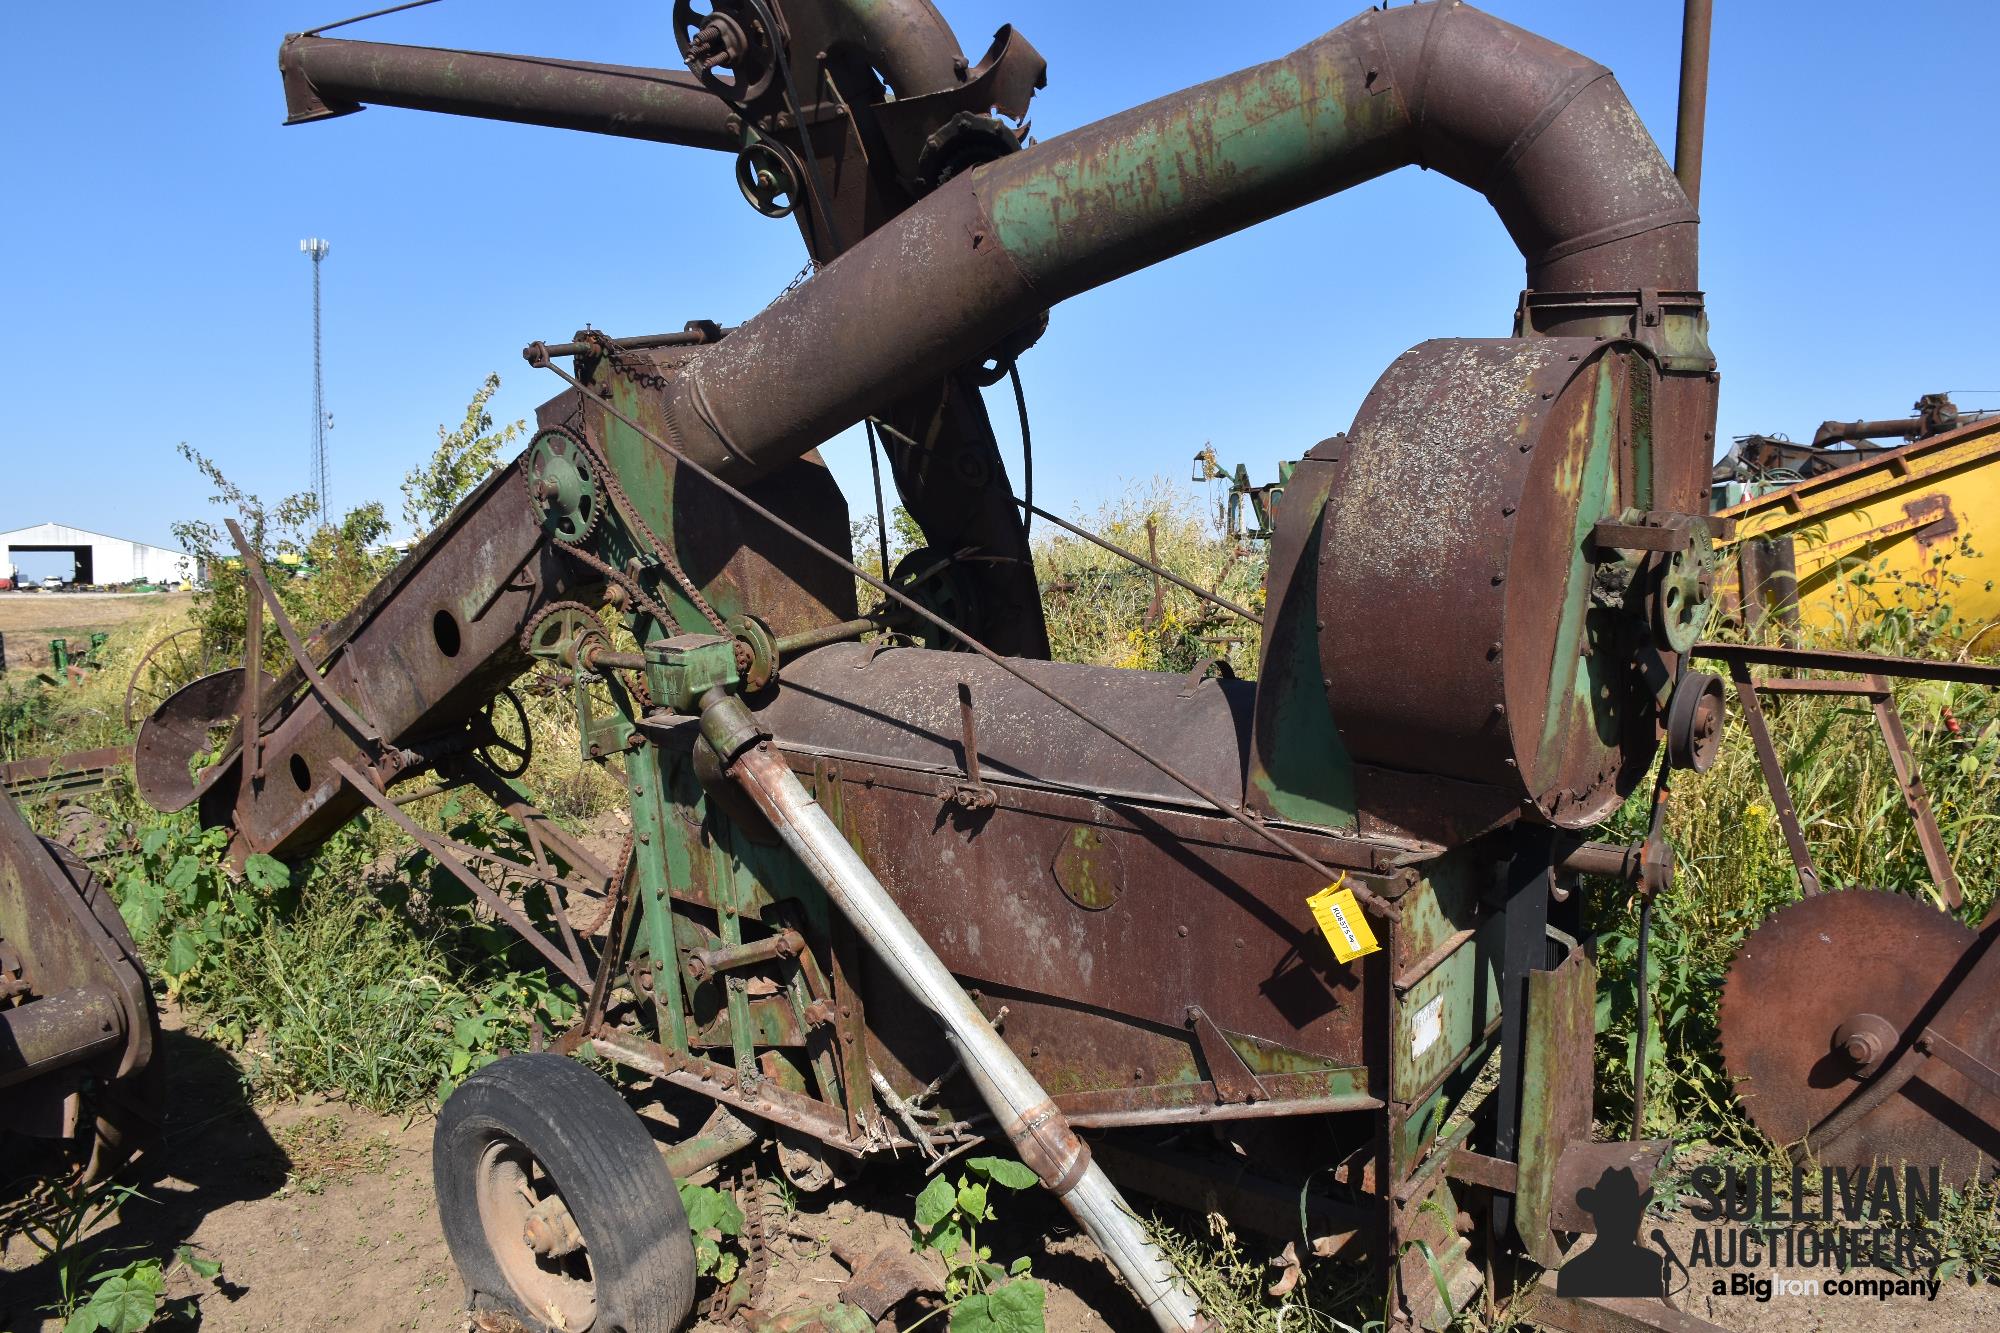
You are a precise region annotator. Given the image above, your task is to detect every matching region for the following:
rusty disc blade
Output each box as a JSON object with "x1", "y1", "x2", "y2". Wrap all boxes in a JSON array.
[
  {"x1": 133, "y1": 668, "x2": 243, "y2": 813},
  {"x1": 1719, "y1": 890, "x2": 1999, "y2": 1181}
]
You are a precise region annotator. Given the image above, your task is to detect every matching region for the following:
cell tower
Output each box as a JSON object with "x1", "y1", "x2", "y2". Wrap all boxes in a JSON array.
[{"x1": 301, "y1": 237, "x2": 332, "y2": 522}]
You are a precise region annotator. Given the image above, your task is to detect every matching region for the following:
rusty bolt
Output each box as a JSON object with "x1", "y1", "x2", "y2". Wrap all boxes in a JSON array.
[{"x1": 1177, "y1": 924, "x2": 1189, "y2": 937}]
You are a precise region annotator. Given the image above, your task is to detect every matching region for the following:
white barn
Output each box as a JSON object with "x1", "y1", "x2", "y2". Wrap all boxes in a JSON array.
[{"x1": 0, "y1": 522, "x2": 197, "y2": 587}]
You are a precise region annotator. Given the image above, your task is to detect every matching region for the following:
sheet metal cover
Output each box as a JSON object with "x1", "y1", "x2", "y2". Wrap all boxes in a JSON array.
[{"x1": 756, "y1": 643, "x2": 1252, "y2": 809}]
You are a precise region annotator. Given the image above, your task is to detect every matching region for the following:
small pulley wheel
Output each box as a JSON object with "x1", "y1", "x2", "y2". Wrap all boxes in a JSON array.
[
  {"x1": 1664, "y1": 670, "x2": 1725, "y2": 772},
  {"x1": 735, "y1": 139, "x2": 799, "y2": 219},
  {"x1": 435, "y1": 1053, "x2": 696, "y2": 1333},
  {"x1": 525, "y1": 427, "x2": 601, "y2": 544},
  {"x1": 674, "y1": 0, "x2": 780, "y2": 104}
]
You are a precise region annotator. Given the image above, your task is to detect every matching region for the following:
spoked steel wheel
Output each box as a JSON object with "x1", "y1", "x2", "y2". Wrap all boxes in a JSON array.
[
  {"x1": 123, "y1": 626, "x2": 217, "y2": 729},
  {"x1": 435, "y1": 1054, "x2": 695, "y2": 1333},
  {"x1": 475, "y1": 1137, "x2": 598, "y2": 1330}
]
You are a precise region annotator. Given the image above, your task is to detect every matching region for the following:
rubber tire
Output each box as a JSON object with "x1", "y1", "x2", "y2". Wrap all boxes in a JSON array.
[{"x1": 434, "y1": 1053, "x2": 696, "y2": 1333}]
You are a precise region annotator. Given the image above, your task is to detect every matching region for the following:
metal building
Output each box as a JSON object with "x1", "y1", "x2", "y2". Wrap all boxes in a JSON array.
[{"x1": 0, "y1": 521, "x2": 197, "y2": 587}]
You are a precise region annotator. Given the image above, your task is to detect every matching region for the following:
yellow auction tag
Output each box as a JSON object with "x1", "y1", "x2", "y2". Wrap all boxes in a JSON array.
[{"x1": 1306, "y1": 879, "x2": 1380, "y2": 964}]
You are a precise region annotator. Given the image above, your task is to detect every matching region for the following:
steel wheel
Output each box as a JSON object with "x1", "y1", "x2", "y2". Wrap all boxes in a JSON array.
[
  {"x1": 474, "y1": 1137, "x2": 597, "y2": 1331},
  {"x1": 123, "y1": 626, "x2": 216, "y2": 729},
  {"x1": 435, "y1": 1053, "x2": 695, "y2": 1333}
]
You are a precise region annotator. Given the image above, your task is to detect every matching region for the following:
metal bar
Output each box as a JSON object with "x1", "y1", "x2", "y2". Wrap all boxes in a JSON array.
[
  {"x1": 527, "y1": 328, "x2": 726, "y2": 362},
  {"x1": 225, "y1": 519, "x2": 382, "y2": 747},
  {"x1": 687, "y1": 929, "x2": 805, "y2": 981},
  {"x1": 1490, "y1": 831, "x2": 1553, "y2": 1243},
  {"x1": 577, "y1": 834, "x2": 635, "y2": 1041},
  {"x1": 1694, "y1": 640, "x2": 2000, "y2": 688},
  {"x1": 0, "y1": 986, "x2": 125, "y2": 1090},
  {"x1": 531, "y1": 356, "x2": 1400, "y2": 922},
  {"x1": 706, "y1": 695, "x2": 1204, "y2": 1331},
  {"x1": 1866, "y1": 674, "x2": 1963, "y2": 909},
  {"x1": 1724, "y1": 661, "x2": 1822, "y2": 895},
  {"x1": 772, "y1": 616, "x2": 884, "y2": 657},
  {"x1": 461, "y1": 760, "x2": 612, "y2": 885},
  {"x1": 241, "y1": 576, "x2": 264, "y2": 783},
  {"x1": 1394, "y1": 929, "x2": 1476, "y2": 994},
  {"x1": 1919, "y1": 1026, "x2": 2000, "y2": 1103},
  {"x1": 627, "y1": 744, "x2": 692, "y2": 1057},
  {"x1": 1803, "y1": 918, "x2": 2000, "y2": 1158},
  {"x1": 589, "y1": 1028, "x2": 900, "y2": 1159},
  {"x1": 1751, "y1": 677, "x2": 1888, "y2": 697},
  {"x1": 0, "y1": 747, "x2": 130, "y2": 800},
  {"x1": 1673, "y1": 0, "x2": 1713, "y2": 207},
  {"x1": 1630, "y1": 895, "x2": 1653, "y2": 1141},
  {"x1": 329, "y1": 758, "x2": 590, "y2": 988},
  {"x1": 660, "y1": 1104, "x2": 759, "y2": 1179}
]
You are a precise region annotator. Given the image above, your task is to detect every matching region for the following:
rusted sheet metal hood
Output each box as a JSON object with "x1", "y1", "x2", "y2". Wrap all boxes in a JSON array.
[{"x1": 755, "y1": 643, "x2": 1254, "y2": 812}]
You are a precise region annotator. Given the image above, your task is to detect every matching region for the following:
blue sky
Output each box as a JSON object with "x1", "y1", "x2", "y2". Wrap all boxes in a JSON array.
[{"x1": 4, "y1": 2, "x2": 1996, "y2": 562}]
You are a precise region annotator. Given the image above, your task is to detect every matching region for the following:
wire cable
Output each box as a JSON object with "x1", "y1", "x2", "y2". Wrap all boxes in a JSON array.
[
  {"x1": 305, "y1": 0, "x2": 445, "y2": 37},
  {"x1": 1009, "y1": 364, "x2": 1033, "y2": 545},
  {"x1": 864, "y1": 419, "x2": 891, "y2": 580}
]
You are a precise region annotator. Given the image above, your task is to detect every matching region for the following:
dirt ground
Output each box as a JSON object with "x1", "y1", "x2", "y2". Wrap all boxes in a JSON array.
[
  {"x1": 0, "y1": 591, "x2": 189, "y2": 669},
  {"x1": 3, "y1": 1011, "x2": 1991, "y2": 1332},
  {"x1": 0, "y1": 1011, "x2": 1135, "y2": 1333}
]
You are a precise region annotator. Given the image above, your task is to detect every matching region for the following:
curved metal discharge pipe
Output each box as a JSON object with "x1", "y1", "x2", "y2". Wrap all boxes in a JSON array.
[
  {"x1": 278, "y1": 38, "x2": 741, "y2": 149},
  {"x1": 666, "y1": 0, "x2": 1698, "y2": 480}
]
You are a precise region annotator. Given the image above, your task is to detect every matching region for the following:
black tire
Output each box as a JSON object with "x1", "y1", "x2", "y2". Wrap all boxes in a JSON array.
[{"x1": 434, "y1": 1053, "x2": 696, "y2": 1333}]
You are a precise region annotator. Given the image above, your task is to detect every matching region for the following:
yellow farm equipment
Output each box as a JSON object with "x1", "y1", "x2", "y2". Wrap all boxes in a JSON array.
[{"x1": 1716, "y1": 411, "x2": 2000, "y2": 650}]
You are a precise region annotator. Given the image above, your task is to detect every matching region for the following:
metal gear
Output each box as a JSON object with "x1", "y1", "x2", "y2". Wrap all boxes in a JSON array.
[
  {"x1": 1719, "y1": 890, "x2": 1998, "y2": 1180},
  {"x1": 523, "y1": 425, "x2": 603, "y2": 545},
  {"x1": 520, "y1": 599, "x2": 613, "y2": 666}
]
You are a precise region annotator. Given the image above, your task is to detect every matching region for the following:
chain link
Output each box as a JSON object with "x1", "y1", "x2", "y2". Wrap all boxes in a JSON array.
[{"x1": 551, "y1": 401, "x2": 731, "y2": 637}]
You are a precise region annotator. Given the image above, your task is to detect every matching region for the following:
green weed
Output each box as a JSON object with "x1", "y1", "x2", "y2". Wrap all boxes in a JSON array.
[{"x1": 908, "y1": 1156, "x2": 1047, "y2": 1333}]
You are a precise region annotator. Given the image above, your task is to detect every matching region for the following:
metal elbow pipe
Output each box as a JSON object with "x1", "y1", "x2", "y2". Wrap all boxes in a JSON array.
[
  {"x1": 826, "y1": 0, "x2": 967, "y2": 97},
  {"x1": 278, "y1": 36, "x2": 740, "y2": 151},
  {"x1": 665, "y1": 0, "x2": 1698, "y2": 480}
]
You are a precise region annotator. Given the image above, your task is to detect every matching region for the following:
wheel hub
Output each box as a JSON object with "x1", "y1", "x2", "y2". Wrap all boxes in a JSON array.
[{"x1": 1719, "y1": 890, "x2": 1999, "y2": 1180}]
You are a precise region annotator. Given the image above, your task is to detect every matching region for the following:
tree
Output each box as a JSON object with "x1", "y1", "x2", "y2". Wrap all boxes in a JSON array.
[{"x1": 401, "y1": 373, "x2": 526, "y2": 537}]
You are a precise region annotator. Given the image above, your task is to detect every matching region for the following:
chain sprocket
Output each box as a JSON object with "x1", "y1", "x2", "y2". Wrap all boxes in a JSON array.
[
  {"x1": 520, "y1": 599, "x2": 613, "y2": 664},
  {"x1": 523, "y1": 425, "x2": 604, "y2": 544},
  {"x1": 541, "y1": 398, "x2": 730, "y2": 638},
  {"x1": 1719, "y1": 890, "x2": 1995, "y2": 1180}
]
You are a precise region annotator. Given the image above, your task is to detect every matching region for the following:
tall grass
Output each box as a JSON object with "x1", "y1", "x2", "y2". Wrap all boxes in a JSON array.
[{"x1": 1035, "y1": 478, "x2": 1266, "y2": 677}]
